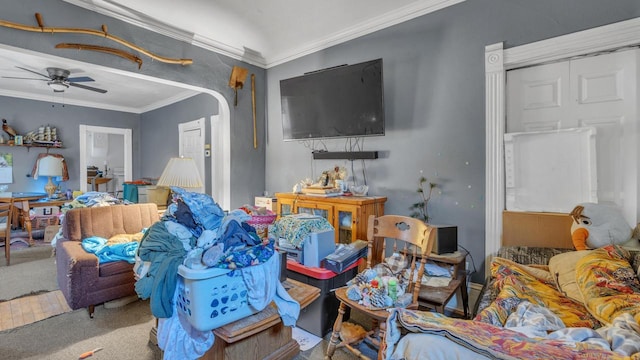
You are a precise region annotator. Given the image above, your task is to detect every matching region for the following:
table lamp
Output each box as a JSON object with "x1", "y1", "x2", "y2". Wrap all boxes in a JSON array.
[
  {"x1": 157, "y1": 156, "x2": 203, "y2": 189},
  {"x1": 37, "y1": 155, "x2": 64, "y2": 198}
]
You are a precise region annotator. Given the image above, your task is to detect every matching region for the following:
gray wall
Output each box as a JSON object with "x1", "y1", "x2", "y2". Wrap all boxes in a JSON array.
[
  {"x1": 1, "y1": 0, "x2": 267, "y2": 208},
  {"x1": 265, "y1": 0, "x2": 640, "y2": 281},
  {"x1": 140, "y1": 93, "x2": 218, "y2": 194},
  {"x1": 0, "y1": 95, "x2": 139, "y2": 193},
  {"x1": 4, "y1": 0, "x2": 640, "y2": 282}
]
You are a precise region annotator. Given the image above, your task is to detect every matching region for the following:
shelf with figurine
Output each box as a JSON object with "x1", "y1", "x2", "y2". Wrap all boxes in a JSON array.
[{"x1": 1, "y1": 119, "x2": 63, "y2": 151}]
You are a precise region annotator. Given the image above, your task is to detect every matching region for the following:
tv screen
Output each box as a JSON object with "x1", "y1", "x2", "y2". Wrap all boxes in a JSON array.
[{"x1": 280, "y1": 59, "x2": 384, "y2": 141}]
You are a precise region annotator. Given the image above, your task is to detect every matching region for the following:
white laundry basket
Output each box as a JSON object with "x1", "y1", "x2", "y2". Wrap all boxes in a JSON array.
[{"x1": 176, "y1": 262, "x2": 270, "y2": 331}]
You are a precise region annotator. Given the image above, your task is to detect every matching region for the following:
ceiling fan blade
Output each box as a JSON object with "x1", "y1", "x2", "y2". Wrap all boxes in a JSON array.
[
  {"x1": 68, "y1": 76, "x2": 95, "y2": 83},
  {"x1": 16, "y1": 66, "x2": 50, "y2": 79},
  {"x1": 1, "y1": 76, "x2": 48, "y2": 81},
  {"x1": 69, "y1": 82, "x2": 107, "y2": 94}
]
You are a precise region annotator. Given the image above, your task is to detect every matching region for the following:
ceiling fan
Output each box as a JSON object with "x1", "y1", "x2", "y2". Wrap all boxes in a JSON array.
[{"x1": 2, "y1": 66, "x2": 107, "y2": 94}]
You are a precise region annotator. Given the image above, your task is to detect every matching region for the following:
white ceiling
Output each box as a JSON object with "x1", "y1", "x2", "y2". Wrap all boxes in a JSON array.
[{"x1": 0, "y1": 0, "x2": 463, "y2": 112}]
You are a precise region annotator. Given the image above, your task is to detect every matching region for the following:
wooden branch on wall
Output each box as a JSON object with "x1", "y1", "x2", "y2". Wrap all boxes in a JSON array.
[
  {"x1": 56, "y1": 43, "x2": 143, "y2": 69},
  {"x1": 0, "y1": 13, "x2": 193, "y2": 66}
]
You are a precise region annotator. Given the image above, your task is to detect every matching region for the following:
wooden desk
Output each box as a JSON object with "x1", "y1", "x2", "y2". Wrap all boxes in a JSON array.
[
  {"x1": 18, "y1": 196, "x2": 68, "y2": 245},
  {"x1": 0, "y1": 192, "x2": 67, "y2": 246},
  {"x1": 87, "y1": 177, "x2": 112, "y2": 192},
  {"x1": 151, "y1": 278, "x2": 320, "y2": 360},
  {"x1": 417, "y1": 251, "x2": 469, "y2": 318}
]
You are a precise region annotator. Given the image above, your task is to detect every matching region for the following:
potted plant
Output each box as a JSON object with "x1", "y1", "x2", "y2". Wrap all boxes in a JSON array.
[{"x1": 409, "y1": 176, "x2": 436, "y2": 223}]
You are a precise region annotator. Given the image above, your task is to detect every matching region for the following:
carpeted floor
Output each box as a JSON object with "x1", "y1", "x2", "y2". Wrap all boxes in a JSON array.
[
  {"x1": 0, "y1": 241, "x2": 163, "y2": 360},
  {"x1": 0, "y1": 244, "x2": 57, "y2": 301},
  {"x1": 0, "y1": 238, "x2": 362, "y2": 359},
  {"x1": 0, "y1": 298, "x2": 161, "y2": 360}
]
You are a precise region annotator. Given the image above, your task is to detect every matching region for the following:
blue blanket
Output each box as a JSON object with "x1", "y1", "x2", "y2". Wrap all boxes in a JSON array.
[{"x1": 81, "y1": 236, "x2": 139, "y2": 264}]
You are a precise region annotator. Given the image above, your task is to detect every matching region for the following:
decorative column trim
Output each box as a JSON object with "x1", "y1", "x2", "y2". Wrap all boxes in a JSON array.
[{"x1": 485, "y1": 43, "x2": 505, "y2": 277}]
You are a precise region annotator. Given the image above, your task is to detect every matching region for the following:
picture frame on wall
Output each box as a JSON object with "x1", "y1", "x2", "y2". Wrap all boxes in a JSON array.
[{"x1": 14, "y1": 135, "x2": 23, "y2": 146}]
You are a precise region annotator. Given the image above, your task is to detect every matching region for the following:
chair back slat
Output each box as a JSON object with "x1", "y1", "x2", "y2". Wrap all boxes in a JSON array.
[{"x1": 366, "y1": 214, "x2": 436, "y2": 304}]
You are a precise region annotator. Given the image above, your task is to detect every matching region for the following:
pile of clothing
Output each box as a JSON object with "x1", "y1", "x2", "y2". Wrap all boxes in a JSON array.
[{"x1": 134, "y1": 187, "x2": 299, "y2": 360}]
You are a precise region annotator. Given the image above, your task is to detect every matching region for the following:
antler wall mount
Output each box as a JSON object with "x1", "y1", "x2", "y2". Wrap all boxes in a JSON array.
[{"x1": 0, "y1": 13, "x2": 192, "y2": 66}]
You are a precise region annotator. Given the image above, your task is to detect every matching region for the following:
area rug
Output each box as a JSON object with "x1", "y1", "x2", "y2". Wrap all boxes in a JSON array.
[{"x1": 0, "y1": 290, "x2": 71, "y2": 331}]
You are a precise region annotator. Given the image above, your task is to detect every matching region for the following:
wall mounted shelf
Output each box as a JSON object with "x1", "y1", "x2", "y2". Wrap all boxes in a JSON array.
[{"x1": 0, "y1": 143, "x2": 64, "y2": 152}]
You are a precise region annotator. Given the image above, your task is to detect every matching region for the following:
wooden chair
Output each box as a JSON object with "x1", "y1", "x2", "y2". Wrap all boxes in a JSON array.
[
  {"x1": 0, "y1": 200, "x2": 14, "y2": 265},
  {"x1": 325, "y1": 214, "x2": 436, "y2": 360}
]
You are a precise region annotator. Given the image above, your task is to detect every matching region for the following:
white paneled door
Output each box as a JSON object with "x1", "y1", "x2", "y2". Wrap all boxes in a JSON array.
[
  {"x1": 507, "y1": 49, "x2": 638, "y2": 225},
  {"x1": 179, "y1": 118, "x2": 205, "y2": 193}
]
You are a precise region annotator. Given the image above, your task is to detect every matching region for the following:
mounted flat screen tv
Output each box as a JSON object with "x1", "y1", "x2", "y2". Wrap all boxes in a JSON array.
[{"x1": 280, "y1": 58, "x2": 385, "y2": 141}]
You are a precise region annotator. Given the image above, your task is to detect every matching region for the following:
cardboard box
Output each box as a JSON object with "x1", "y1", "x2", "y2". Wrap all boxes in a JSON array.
[
  {"x1": 255, "y1": 196, "x2": 277, "y2": 211},
  {"x1": 502, "y1": 211, "x2": 573, "y2": 249},
  {"x1": 43, "y1": 224, "x2": 60, "y2": 243},
  {"x1": 147, "y1": 187, "x2": 170, "y2": 206}
]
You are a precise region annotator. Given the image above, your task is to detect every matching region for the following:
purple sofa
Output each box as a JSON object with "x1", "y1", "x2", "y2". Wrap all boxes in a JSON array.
[{"x1": 56, "y1": 203, "x2": 160, "y2": 317}]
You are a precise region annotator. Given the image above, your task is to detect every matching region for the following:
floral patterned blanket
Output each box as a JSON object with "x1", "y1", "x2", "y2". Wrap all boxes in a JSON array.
[
  {"x1": 385, "y1": 246, "x2": 640, "y2": 359},
  {"x1": 385, "y1": 309, "x2": 640, "y2": 360}
]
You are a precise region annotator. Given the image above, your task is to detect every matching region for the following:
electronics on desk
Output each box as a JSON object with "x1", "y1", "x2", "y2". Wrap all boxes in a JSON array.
[
  {"x1": 323, "y1": 240, "x2": 368, "y2": 273},
  {"x1": 277, "y1": 229, "x2": 335, "y2": 268},
  {"x1": 429, "y1": 225, "x2": 458, "y2": 255}
]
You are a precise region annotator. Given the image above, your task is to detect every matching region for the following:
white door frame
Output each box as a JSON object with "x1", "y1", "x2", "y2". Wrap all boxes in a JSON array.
[
  {"x1": 485, "y1": 17, "x2": 640, "y2": 274},
  {"x1": 79, "y1": 125, "x2": 132, "y2": 193},
  {"x1": 210, "y1": 114, "x2": 228, "y2": 208}
]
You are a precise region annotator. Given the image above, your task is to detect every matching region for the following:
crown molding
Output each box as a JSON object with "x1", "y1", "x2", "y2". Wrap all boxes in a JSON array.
[{"x1": 64, "y1": 0, "x2": 465, "y2": 68}]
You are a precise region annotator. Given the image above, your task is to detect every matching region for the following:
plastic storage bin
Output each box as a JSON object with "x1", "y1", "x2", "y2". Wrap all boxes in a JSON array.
[
  {"x1": 286, "y1": 259, "x2": 360, "y2": 337},
  {"x1": 177, "y1": 264, "x2": 263, "y2": 331}
]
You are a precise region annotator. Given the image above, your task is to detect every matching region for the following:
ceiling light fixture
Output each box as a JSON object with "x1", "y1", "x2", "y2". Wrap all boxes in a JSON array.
[{"x1": 48, "y1": 80, "x2": 69, "y2": 92}]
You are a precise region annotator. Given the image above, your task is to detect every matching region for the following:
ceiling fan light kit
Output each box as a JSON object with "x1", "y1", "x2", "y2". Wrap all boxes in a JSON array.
[{"x1": 47, "y1": 80, "x2": 68, "y2": 92}]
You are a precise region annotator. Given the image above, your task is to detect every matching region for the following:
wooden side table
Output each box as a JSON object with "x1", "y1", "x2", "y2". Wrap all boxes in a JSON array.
[
  {"x1": 417, "y1": 251, "x2": 469, "y2": 318},
  {"x1": 87, "y1": 177, "x2": 112, "y2": 192}
]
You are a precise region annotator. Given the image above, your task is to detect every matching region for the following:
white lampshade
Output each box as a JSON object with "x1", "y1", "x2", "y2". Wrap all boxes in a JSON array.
[
  {"x1": 157, "y1": 157, "x2": 202, "y2": 188},
  {"x1": 37, "y1": 155, "x2": 63, "y2": 177},
  {"x1": 37, "y1": 155, "x2": 64, "y2": 198}
]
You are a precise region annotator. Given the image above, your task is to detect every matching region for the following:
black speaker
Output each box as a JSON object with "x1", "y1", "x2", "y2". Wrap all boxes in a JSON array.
[{"x1": 430, "y1": 225, "x2": 458, "y2": 255}]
